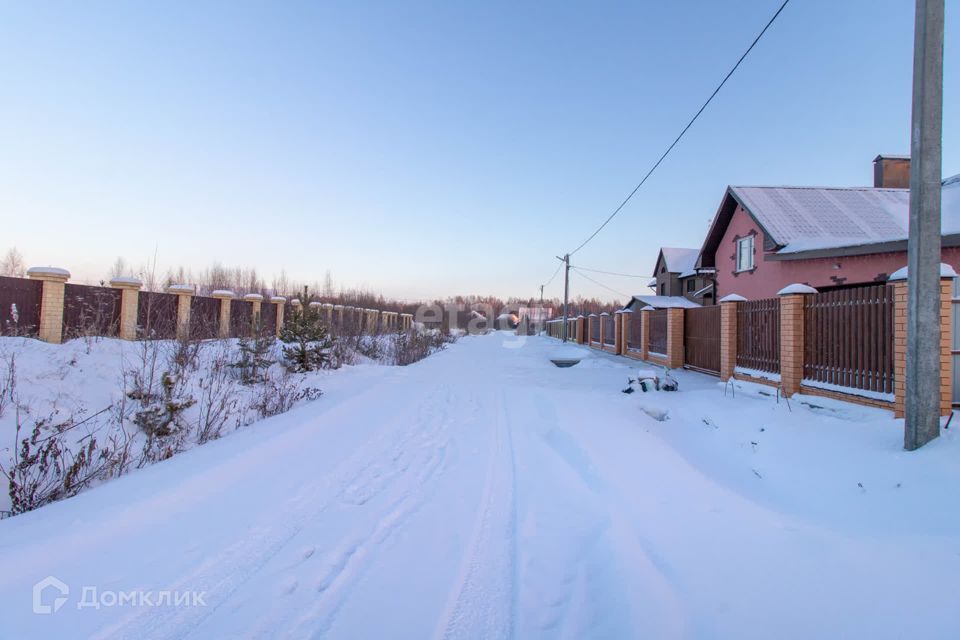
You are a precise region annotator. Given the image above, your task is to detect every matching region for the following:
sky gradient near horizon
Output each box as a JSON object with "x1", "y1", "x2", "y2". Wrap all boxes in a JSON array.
[{"x1": 1, "y1": 1, "x2": 958, "y2": 301}]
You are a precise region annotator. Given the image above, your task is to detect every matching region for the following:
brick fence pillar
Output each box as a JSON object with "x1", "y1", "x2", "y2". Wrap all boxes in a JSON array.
[
  {"x1": 892, "y1": 279, "x2": 908, "y2": 418},
  {"x1": 719, "y1": 294, "x2": 744, "y2": 381},
  {"x1": 666, "y1": 307, "x2": 685, "y2": 369},
  {"x1": 244, "y1": 293, "x2": 263, "y2": 332},
  {"x1": 613, "y1": 311, "x2": 623, "y2": 354},
  {"x1": 939, "y1": 275, "x2": 954, "y2": 417},
  {"x1": 167, "y1": 284, "x2": 195, "y2": 341},
  {"x1": 778, "y1": 284, "x2": 818, "y2": 397},
  {"x1": 271, "y1": 296, "x2": 286, "y2": 336},
  {"x1": 620, "y1": 309, "x2": 632, "y2": 355},
  {"x1": 27, "y1": 267, "x2": 69, "y2": 344},
  {"x1": 599, "y1": 312, "x2": 610, "y2": 349},
  {"x1": 212, "y1": 290, "x2": 235, "y2": 339},
  {"x1": 110, "y1": 276, "x2": 142, "y2": 340},
  {"x1": 888, "y1": 267, "x2": 955, "y2": 419}
]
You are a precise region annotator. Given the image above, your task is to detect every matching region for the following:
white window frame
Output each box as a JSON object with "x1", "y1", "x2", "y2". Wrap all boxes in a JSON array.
[{"x1": 736, "y1": 235, "x2": 755, "y2": 272}]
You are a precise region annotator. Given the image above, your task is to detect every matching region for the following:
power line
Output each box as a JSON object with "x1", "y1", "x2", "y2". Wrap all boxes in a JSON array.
[
  {"x1": 574, "y1": 265, "x2": 650, "y2": 278},
  {"x1": 568, "y1": 0, "x2": 791, "y2": 257},
  {"x1": 542, "y1": 261, "x2": 563, "y2": 289},
  {"x1": 571, "y1": 267, "x2": 631, "y2": 299}
]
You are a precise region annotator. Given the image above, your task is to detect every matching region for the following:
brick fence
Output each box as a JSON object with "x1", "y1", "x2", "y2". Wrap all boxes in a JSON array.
[
  {"x1": 553, "y1": 268, "x2": 954, "y2": 418},
  {"x1": 1, "y1": 268, "x2": 415, "y2": 345}
]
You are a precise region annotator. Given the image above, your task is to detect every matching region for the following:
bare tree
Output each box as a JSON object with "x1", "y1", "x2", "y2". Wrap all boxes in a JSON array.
[{"x1": 0, "y1": 247, "x2": 25, "y2": 277}]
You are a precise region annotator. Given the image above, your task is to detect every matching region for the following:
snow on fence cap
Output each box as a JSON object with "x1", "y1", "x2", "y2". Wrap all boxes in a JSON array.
[
  {"x1": 719, "y1": 294, "x2": 747, "y2": 303},
  {"x1": 290, "y1": 298, "x2": 302, "y2": 306},
  {"x1": 26, "y1": 266, "x2": 70, "y2": 279},
  {"x1": 211, "y1": 289, "x2": 235, "y2": 298},
  {"x1": 888, "y1": 263, "x2": 957, "y2": 282},
  {"x1": 309, "y1": 301, "x2": 322, "y2": 307},
  {"x1": 600, "y1": 311, "x2": 610, "y2": 316},
  {"x1": 166, "y1": 284, "x2": 195, "y2": 294},
  {"x1": 777, "y1": 283, "x2": 818, "y2": 296},
  {"x1": 621, "y1": 308, "x2": 633, "y2": 313},
  {"x1": 243, "y1": 293, "x2": 263, "y2": 302},
  {"x1": 639, "y1": 306, "x2": 654, "y2": 312},
  {"x1": 270, "y1": 296, "x2": 286, "y2": 303},
  {"x1": 110, "y1": 276, "x2": 143, "y2": 288},
  {"x1": 589, "y1": 312, "x2": 598, "y2": 317}
]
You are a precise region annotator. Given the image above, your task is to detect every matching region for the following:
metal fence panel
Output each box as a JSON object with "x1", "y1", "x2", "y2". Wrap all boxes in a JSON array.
[
  {"x1": 648, "y1": 309, "x2": 668, "y2": 355},
  {"x1": 736, "y1": 298, "x2": 780, "y2": 373},
  {"x1": 62, "y1": 283, "x2": 121, "y2": 339},
  {"x1": 684, "y1": 305, "x2": 720, "y2": 374},
  {"x1": 0, "y1": 276, "x2": 41, "y2": 336}
]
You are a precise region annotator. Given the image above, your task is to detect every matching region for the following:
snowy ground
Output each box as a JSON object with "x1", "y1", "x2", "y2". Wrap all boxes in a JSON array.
[{"x1": 1, "y1": 332, "x2": 959, "y2": 639}]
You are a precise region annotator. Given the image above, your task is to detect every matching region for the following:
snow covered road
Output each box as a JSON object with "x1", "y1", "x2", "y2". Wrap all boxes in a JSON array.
[{"x1": 3, "y1": 332, "x2": 960, "y2": 639}]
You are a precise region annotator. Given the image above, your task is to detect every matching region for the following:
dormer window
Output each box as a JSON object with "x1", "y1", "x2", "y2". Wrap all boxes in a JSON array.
[{"x1": 736, "y1": 236, "x2": 754, "y2": 272}]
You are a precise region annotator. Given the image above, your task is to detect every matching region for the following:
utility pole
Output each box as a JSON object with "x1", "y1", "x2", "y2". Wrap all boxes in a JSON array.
[
  {"x1": 557, "y1": 254, "x2": 570, "y2": 342},
  {"x1": 904, "y1": 0, "x2": 944, "y2": 451}
]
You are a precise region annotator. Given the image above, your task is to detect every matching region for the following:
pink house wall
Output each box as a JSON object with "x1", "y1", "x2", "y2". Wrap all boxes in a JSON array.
[{"x1": 716, "y1": 204, "x2": 960, "y2": 300}]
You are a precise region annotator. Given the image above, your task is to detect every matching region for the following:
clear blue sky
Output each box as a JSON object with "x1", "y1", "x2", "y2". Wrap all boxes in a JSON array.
[{"x1": 1, "y1": 1, "x2": 956, "y2": 301}]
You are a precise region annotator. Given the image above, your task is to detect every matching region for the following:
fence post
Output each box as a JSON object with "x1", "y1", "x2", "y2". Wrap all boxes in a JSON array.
[
  {"x1": 244, "y1": 293, "x2": 263, "y2": 331},
  {"x1": 639, "y1": 307, "x2": 651, "y2": 360},
  {"x1": 777, "y1": 284, "x2": 818, "y2": 397},
  {"x1": 212, "y1": 290, "x2": 235, "y2": 339},
  {"x1": 620, "y1": 309, "x2": 632, "y2": 355},
  {"x1": 167, "y1": 284, "x2": 195, "y2": 341},
  {"x1": 271, "y1": 296, "x2": 286, "y2": 336},
  {"x1": 890, "y1": 265, "x2": 955, "y2": 419},
  {"x1": 110, "y1": 276, "x2": 142, "y2": 341},
  {"x1": 719, "y1": 294, "x2": 744, "y2": 381},
  {"x1": 26, "y1": 267, "x2": 69, "y2": 344},
  {"x1": 666, "y1": 307, "x2": 685, "y2": 369},
  {"x1": 938, "y1": 272, "x2": 954, "y2": 417},
  {"x1": 612, "y1": 310, "x2": 623, "y2": 354}
]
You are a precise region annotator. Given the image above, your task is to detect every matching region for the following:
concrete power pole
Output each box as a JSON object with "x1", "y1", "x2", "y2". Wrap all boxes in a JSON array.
[
  {"x1": 558, "y1": 254, "x2": 570, "y2": 342},
  {"x1": 904, "y1": 0, "x2": 944, "y2": 451}
]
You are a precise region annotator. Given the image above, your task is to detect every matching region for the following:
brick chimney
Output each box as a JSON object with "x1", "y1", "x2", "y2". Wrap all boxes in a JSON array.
[{"x1": 873, "y1": 154, "x2": 911, "y2": 188}]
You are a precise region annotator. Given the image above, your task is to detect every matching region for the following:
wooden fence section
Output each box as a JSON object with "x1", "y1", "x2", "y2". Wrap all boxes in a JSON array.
[
  {"x1": 803, "y1": 285, "x2": 894, "y2": 394},
  {"x1": 648, "y1": 309, "x2": 668, "y2": 355},
  {"x1": 0, "y1": 276, "x2": 42, "y2": 336},
  {"x1": 684, "y1": 305, "x2": 720, "y2": 374},
  {"x1": 231, "y1": 300, "x2": 254, "y2": 338},
  {"x1": 627, "y1": 312, "x2": 643, "y2": 351},
  {"x1": 190, "y1": 296, "x2": 220, "y2": 339},
  {"x1": 63, "y1": 283, "x2": 121, "y2": 339},
  {"x1": 737, "y1": 297, "x2": 780, "y2": 374},
  {"x1": 260, "y1": 301, "x2": 277, "y2": 336},
  {"x1": 137, "y1": 291, "x2": 178, "y2": 340},
  {"x1": 590, "y1": 317, "x2": 600, "y2": 343},
  {"x1": 603, "y1": 315, "x2": 615, "y2": 345}
]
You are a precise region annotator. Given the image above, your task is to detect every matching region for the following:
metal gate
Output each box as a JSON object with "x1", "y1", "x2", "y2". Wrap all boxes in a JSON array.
[{"x1": 684, "y1": 305, "x2": 720, "y2": 375}]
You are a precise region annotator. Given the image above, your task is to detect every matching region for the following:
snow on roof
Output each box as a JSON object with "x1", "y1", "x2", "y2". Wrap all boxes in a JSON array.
[
  {"x1": 629, "y1": 295, "x2": 701, "y2": 309},
  {"x1": 731, "y1": 177, "x2": 960, "y2": 255},
  {"x1": 658, "y1": 248, "x2": 700, "y2": 277}
]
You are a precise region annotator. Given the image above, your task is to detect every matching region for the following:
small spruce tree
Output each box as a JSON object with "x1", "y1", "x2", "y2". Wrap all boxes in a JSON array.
[
  {"x1": 279, "y1": 288, "x2": 334, "y2": 372},
  {"x1": 232, "y1": 317, "x2": 276, "y2": 384}
]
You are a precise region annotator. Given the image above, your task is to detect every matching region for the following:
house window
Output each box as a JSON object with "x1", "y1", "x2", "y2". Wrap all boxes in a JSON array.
[
  {"x1": 686, "y1": 279, "x2": 695, "y2": 293},
  {"x1": 659, "y1": 283, "x2": 665, "y2": 296},
  {"x1": 736, "y1": 236, "x2": 754, "y2": 272}
]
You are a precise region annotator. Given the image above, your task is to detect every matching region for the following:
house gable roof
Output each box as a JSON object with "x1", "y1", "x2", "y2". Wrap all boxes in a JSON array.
[
  {"x1": 698, "y1": 176, "x2": 960, "y2": 265},
  {"x1": 653, "y1": 247, "x2": 700, "y2": 277}
]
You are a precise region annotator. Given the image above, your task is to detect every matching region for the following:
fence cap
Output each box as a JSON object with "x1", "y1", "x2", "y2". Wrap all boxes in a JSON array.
[
  {"x1": 888, "y1": 263, "x2": 957, "y2": 282},
  {"x1": 211, "y1": 289, "x2": 236, "y2": 299},
  {"x1": 719, "y1": 293, "x2": 747, "y2": 303},
  {"x1": 599, "y1": 311, "x2": 610, "y2": 316},
  {"x1": 638, "y1": 306, "x2": 654, "y2": 312},
  {"x1": 290, "y1": 298, "x2": 302, "y2": 306},
  {"x1": 111, "y1": 276, "x2": 144, "y2": 289},
  {"x1": 243, "y1": 293, "x2": 264, "y2": 302},
  {"x1": 777, "y1": 283, "x2": 818, "y2": 296},
  {"x1": 166, "y1": 283, "x2": 195, "y2": 295},
  {"x1": 26, "y1": 266, "x2": 70, "y2": 281},
  {"x1": 270, "y1": 296, "x2": 286, "y2": 303},
  {"x1": 308, "y1": 301, "x2": 322, "y2": 307},
  {"x1": 620, "y1": 308, "x2": 633, "y2": 313}
]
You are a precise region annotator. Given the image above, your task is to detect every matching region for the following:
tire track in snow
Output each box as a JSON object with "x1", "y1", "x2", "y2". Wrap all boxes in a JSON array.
[
  {"x1": 93, "y1": 384, "x2": 453, "y2": 640},
  {"x1": 251, "y1": 383, "x2": 457, "y2": 639},
  {"x1": 434, "y1": 387, "x2": 516, "y2": 640}
]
